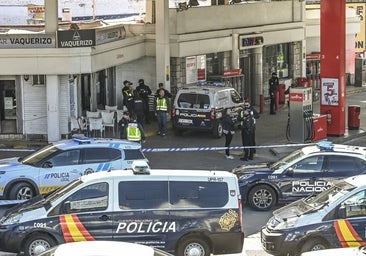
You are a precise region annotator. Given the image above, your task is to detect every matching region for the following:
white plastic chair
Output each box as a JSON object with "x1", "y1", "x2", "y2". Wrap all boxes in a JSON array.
[
  {"x1": 116, "y1": 110, "x2": 124, "y2": 123},
  {"x1": 86, "y1": 111, "x2": 100, "y2": 118},
  {"x1": 101, "y1": 111, "x2": 115, "y2": 136},
  {"x1": 105, "y1": 105, "x2": 118, "y2": 112},
  {"x1": 88, "y1": 117, "x2": 104, "y2": 137}
]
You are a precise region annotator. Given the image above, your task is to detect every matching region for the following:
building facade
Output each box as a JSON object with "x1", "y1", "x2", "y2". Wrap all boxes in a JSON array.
[{"x1": 0, "y1": 1, "x2": 359, "y2": 142}]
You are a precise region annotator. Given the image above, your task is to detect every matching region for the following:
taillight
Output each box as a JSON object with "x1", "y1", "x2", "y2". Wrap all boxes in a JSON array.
[
  {"x1": 210, "y1": 108, "x2": 215, "y2": 120},
  {"x1": 172, "y1": 105, "x2": 176, "y2": 117},
  {"x1": 238, "y1": 198, "x2": 243, "y2": 230}
]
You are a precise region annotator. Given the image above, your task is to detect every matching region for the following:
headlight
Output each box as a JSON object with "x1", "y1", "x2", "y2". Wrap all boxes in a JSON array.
[
  {"x1": 1, "y1": 214, "x2": 22, "y2": 225},
  {"x1": 238, "y1": 173, "x2": 254, "y2": 181}
]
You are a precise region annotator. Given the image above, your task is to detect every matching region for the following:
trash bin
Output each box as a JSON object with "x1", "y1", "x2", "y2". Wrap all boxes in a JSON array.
[
  {"x1": 278, "y1": 84, "x2": 286, "y2": 104},
  {"x1": 348, "y1": 105, "x2": 360, "y2": 130}
]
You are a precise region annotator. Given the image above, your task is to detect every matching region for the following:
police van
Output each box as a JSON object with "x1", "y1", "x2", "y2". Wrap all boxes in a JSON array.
[
  {"x1": 261, "y1": 174, "x2": 366, "y2": 256},
  {"x1": 171, "y1": 82, "x2": 244, "y2": 138},
  {"x1": 0, "y1": 164, "x2": 244, "y2": 256}
]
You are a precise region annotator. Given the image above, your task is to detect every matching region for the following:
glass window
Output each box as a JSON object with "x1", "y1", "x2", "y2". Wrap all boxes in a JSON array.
[
  {"x1": 291, "y1": 156, "x2": 324, "y2": 173},
  {"x1": 264, "y1": 43, "x2": 290, "y2": 80},
  {"x1": 21, "y1": 144, "x2": 59, "y2": 166},
  {"x1": 119, "y1": 181, "x2": 168, "y2": 210},
  {"x1": 326, "y1": 156, "x2": 366, "y2": 174},
  {"x1": 47, "y1": 150, "x2": 80, "y2": 167},
  {"x1": 82, "y1": 148, "x2": 121, "y2": 164},
  {"x1": 342, "y1": 190, "x2": 366, "y2": 218},
  {"x1": 230, "y1": 89, "x2": 242, "y2": 103},
  {"x1": 60, "y1": 182, "x2": 108, "y2": 214},
  {"x1": 124, "y1": 149, "x2": 145, "y2": 160},
  {"x1": 177, "y1": 93, "x2": 210, "y2": 109},
  {"x1": 170, "y1": 181, "x2": 228, "y2": 208}
]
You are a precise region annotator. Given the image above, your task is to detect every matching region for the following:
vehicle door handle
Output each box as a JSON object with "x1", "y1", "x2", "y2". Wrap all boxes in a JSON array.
[{"x1": 99, "y1": 215, "x2": 111, "y2": 221}]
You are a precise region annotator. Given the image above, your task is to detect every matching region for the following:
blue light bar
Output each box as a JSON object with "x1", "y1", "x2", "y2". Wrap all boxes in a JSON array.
[
  {"x1": 316, "y1": 141, "x2": 334, "y2": 151},
  {"x1": 196, "y1": 81, "x2": 226, "y2": 87},
  {"x1": 72, "y1": 134, "x2": 91, "y2": 144}
]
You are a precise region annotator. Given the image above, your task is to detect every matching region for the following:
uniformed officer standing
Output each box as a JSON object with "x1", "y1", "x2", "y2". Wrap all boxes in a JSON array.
[
  {"x1": 155, "y1": 89, "x2": 169, "y2": 136},
  {"x1": 269, "y1": 72, "x2": 279, "y2": 115},
  {"x1": 239, "y1": 108, "x2": 255, "y2": 161},
  {"x1": 122, "y1": 80, "x2": 134, "y2": 114},
  {"x1": 136, "y1": 79, "x2": 152, "y2": 124},
  {"x1": 132, "y1": 94, "x2": 145, "y2": 127}
]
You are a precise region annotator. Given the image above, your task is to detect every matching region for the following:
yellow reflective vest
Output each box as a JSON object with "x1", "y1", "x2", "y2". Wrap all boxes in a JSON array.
[
  {"x1": 126, "y1": 123, "x2": 141, "y2": 141},
  {"x1": 156, "y1": 98, "x2": 168, "y2": 111}
]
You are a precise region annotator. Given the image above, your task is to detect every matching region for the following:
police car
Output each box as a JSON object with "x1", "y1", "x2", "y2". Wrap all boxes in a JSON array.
[
  {"x1": 232, "y1": 141, "x2": 366, "y2": 211},
  {"x1": 0, "y1": 166, "x2": 243, "y2": 256},
  {"x1": 0, "y1": 135, "x2": 148, "y2": 200},
  {"x1": 171, "y1": 82, "x2": 244, "y2": 138},
  {"x1": 262, "y1": 174, "x2": 366, "y2": 255}
]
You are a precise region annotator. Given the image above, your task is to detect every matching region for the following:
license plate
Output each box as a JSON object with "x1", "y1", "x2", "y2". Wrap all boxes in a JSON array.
[{"x1": 178, "y1": 118, "x2": 193, "y2": 124}]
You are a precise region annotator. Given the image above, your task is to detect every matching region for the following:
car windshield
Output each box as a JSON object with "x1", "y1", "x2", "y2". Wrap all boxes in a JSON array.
[
  {"x1": 20, "y1": 144, "x2": 59, "y2": 166},
  {"x1": 303, "y1": 180, "x2": 356, "y2": 208},
  {"x1": 45, "y1": 179, "x2": 83, "y2": 203},
  {"x1": 270, "y1": 149, "x2": 304, "y2": 170}
]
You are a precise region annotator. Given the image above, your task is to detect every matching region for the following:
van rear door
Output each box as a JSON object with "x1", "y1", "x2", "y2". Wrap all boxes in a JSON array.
[{"x1": 175, "y1": 92, "x2": 212, "y2": 128}]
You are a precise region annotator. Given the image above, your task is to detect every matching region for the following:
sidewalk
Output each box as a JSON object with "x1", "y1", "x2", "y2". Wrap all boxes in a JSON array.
[{"x1": 0, "y1": 85, "x2": 365, "y2": 150}]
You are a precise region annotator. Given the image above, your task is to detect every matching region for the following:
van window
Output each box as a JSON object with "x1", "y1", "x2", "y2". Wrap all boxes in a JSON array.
[
  {"x1": 82, "y1": 148, "x2": 121, "y2": 163},
  {"x1": 53, "y1": 182, "x2": 109, "y2": 214},
  {"x1": 177, "y1": 93, "x2": 210, "y2": 109},
  {"x1": 230, "y1": 90, "x2": 242, "y2": 103},
  {"x1": 216, "y1": 91, "x2": 229, "y2": 107},
  {"x1": 170, "y1": 181, "x2": 228, "y2": 208},
  {"x1": 119, "y1": 181, "x2": 169, "y2": 209}
]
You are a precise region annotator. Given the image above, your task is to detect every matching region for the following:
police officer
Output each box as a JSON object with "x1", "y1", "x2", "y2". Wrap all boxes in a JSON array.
[
  {"x1": 132, "y1": 93, "x2": 145, "y2": 127},
  {"x1": 269, "y1": 72, "x2": 279, "y2": 115},
  {"x1": 122, "y1": 80, "x2": 134, "y2": 114},
  {"x1": 136, "y1": 79, "x2": 152, "y2": 124},
  {"x1": 118, "y1": 111, "x2": 130, "y2": 139},
  {"x1": 244, "y1": 98, "x2": 259, "y2": 153},
  {"x1": 239, "y1": 108, "x2": 255, "y2": 161},
  {"x1": 126, "y1": 115, "x2": 146, "y2": 143},
  {"x1": 155, "y1": 88, "x2": 169, "y2": 136}
]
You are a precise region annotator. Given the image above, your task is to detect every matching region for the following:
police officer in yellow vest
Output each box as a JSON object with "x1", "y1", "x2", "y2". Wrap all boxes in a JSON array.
[
  {"x1": 126, "y1": 115, "x2": 146, "y2": 143},
  {"x1": 155, "y1": 88, "x2": 169, "y2": 136}
]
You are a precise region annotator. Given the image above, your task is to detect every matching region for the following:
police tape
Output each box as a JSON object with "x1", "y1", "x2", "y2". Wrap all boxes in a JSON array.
[{"x1": 141, "y1": 143, "x2": 314, "y2": 153}]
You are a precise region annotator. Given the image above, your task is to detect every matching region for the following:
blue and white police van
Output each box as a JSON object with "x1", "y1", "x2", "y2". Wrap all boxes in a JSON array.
[
  {"x1": 0, "y1": 136, "x2": 148, "y2": 200},
  {"x1": 0, "y1": 165, "x2": 244, "y2": 256},
  {"x1": 232, "y1": 142, "x2": 366, "y2": 211},
  {"x1": 262, "y1": 174, "x2": 366, "y2": 256}
]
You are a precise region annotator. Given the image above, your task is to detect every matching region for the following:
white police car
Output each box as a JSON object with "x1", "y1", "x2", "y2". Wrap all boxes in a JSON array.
[
  {"x1": 233, "y1": 141, "x2": 366, "y2": 211},
  {"x1": 0, "y1": 135, "x2": 148, "y2": 200}
]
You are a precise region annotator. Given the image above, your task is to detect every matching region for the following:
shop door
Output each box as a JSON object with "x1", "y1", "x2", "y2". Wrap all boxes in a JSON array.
[{"x1": 0, "y1": 80, "x2": 16, "y2": 133}]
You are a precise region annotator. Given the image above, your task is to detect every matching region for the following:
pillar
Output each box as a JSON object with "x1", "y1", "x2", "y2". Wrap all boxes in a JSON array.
[
  {"x1": 253, "y1": 47, "x2": 263, "y2": 109},
  {"x1": 46, "y1": 75, "x2": 60, "y2": 142},
  {"x1": 320, "y1": 0, "x2": 346, "y2": 136},
  {"x1": 44, "y1": 0, "x2": 58, "y2": 33},
  {"x1": 232, "y1": 33, "x2": 240, "y2": 69},
  {"x1": 155, "y1": 0, "x2": 171, "y2": 91}
]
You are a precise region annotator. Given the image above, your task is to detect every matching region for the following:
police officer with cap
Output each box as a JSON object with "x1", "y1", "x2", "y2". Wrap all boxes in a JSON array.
[
  {"x1": 136, "y1": 79, "x2": 152, "y2": 124},
  {"x1": 269, "y1": 72, "x2": 279, "y2": 115}
]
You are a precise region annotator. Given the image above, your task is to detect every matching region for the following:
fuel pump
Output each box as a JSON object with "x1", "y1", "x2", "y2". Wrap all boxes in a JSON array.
[{"x1": 287, "y1": 87, "x2": 313, "y2": 143}]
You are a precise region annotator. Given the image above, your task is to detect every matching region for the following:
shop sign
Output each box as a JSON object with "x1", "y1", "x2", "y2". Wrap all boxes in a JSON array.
[
  {"x1": 239, "y1": 35, "x2": 263, "y2": 50},
  {"x1": 0, "y1": 34, "x2": 55, "y2": 49},
  {"x1": 223, "y1": 69, "x2": 242, "y2": 77},
  {"x1": 96, "y1": 27, "x2": 126, "y2": 45},
  {"x1": 57, "y1": 29, "x2": 95, "y2": 48},
  {"x1": 306, "y1": 53, "x2": 321, "y2": 60}
]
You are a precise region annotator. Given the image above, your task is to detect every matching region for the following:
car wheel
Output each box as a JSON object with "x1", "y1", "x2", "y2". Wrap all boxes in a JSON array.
[
  {"x1": 300, "y1": 238, "x2": 328, "y2": 253},
  {"x1": 212, "y1": 121, "x2": 223, "y2": 138},
  {"x1": 23, "y1": 233, "x2": 56, "y2": 256},
  {"x1": 248, "y1": 185, "x2": 276, "y2": 211},
  {"x1": 177, "y1": 236, "x2": 211, "y2": 256},
  {"x1": 9, "y1": 182, "x2": 35, "y2": 200}
]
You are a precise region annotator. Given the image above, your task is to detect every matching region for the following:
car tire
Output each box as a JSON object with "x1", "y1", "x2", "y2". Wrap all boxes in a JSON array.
[
  {"x1": 9, "y1": 182, "x2": 35, "y2": 200},
  {"x1": 248, "y1": 185, "x2": 276, "y2": 211},
  {"x1": 23, "y1": 233, "x2": 56, "y2": 256},
  {"x1": 177, "y1": 236, "x2": 211, "y2": 256},
  {"x1": 212, "y1": 121, "x2": 223, "y2": 138},
  {"x1": 300, "y1": 238, "x2": 328, "y2": 254}
]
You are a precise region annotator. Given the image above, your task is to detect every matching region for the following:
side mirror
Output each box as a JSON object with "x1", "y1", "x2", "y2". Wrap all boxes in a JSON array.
[
  {"x1": 42, "y1": 161, "x2": 53, "y2": 168},
  {"x1": 338, "y1": 205, "x2": 347, "y2": 219},
  {"x1": 285, "y1": 168, "x2": 294, "y2": 176}
]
